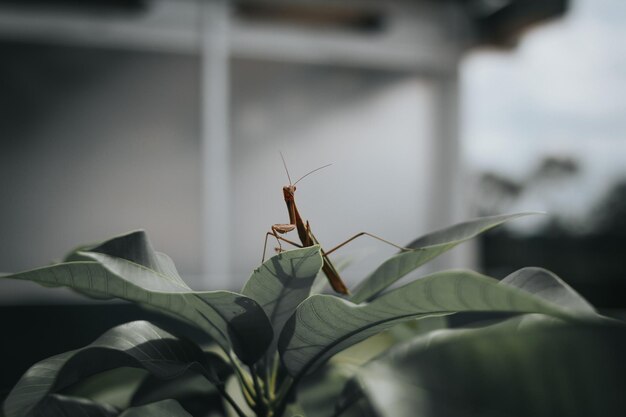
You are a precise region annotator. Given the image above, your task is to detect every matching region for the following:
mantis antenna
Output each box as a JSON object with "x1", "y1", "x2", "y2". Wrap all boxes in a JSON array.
[
  {"x1": 294, "y1": 163, "x2": 333, "y2": 185},
  {"x1": 279, "y1": 152, "x2": 292, "y2": 185},
  {"x1": 279, "y1": 152, "x2": 332, "y2": 186}
]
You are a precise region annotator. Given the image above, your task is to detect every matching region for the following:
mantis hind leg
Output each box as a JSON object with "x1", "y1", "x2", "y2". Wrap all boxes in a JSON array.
[{"x1": 324, "y1": 232, "x2": 414, "y2": 256}]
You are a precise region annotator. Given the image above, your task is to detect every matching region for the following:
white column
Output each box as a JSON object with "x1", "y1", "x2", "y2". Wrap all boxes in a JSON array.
[
  {"x1": 199, "y1": 0, "x2": 231, "y2": 288},
  {"x1": 426, "y1": 68, "x2": 476, "y2": 271}
]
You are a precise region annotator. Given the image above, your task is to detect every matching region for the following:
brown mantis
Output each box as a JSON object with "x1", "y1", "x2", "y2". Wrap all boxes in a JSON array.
[{"x1": 263, "y1": 154, "x2": 411, "y2": 295}]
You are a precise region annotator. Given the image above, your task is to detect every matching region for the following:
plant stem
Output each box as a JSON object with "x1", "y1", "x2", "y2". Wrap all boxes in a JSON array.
[
  {"x1": 250, "y1": 364, "x2": 269, "y2": 416},
  {"x1": 229, "y1": 354, "x2": 256, "y2": 403},
  {"x1": 263, "y1": 360, "x2": 274, "y2": 401},
  {"x1": 273, "y1": 377, "x2": 291, "y2": 402},
  {"x1": 217, "y1": 385, "x2": 249, "y2": 417},
  {"x1": 252, "y1": 365, "x2": 269, "y2": 400},
  {"x1": 272, "y1": 375, "x2": 294, "y2": 414}
]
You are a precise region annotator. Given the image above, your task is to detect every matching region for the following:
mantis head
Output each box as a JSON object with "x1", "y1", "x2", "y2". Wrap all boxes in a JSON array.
[{"x1": 282, "y1": 185, "x2": 297, "y2": 201}]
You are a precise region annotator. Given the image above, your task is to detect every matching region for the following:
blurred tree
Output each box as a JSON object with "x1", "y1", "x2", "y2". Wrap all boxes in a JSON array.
[{"x1": 592, "y1": 181, "x2": 626, "y2": 235}]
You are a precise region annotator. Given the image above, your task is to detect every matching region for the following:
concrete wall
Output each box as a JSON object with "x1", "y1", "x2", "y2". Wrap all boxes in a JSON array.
[
  {"x1": 0, "y1": 42, "x2": 204, "y2": 299},
  {"x1": 0, "y1": 42, "x2": 443, "y2": 296},
  {"x1": 230, "y1": 59, "x2": 436, "y2": 287}
]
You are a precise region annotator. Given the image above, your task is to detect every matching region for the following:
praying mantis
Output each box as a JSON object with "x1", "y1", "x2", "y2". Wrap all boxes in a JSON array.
[{"x1": 263, "y1": 154, "x2": 411, "y2": 295}]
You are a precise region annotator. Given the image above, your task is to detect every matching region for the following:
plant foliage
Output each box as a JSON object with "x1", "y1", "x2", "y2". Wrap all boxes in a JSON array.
[{"x1": 2, "y1": 215, "x2": 623, "y2": 417}]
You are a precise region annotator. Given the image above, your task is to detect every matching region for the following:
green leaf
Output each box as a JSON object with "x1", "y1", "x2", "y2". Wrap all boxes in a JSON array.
[
  {"x1": 340, "y1": 317, "x2": 626, "y2": 417},
  {"x1": 3, "y1": 321, "x2": 209, "y2": 417},
  {"x1": 502, "y1": 267, "x2": 596, "y2": 313},
  {"x1": 1, "y1": 231, "x2": 273, "y2": 364},
  {"x1": 351, "y1": 213, "x2": 537, "y2": 303},
  {"x1": 65, "y1": 230, "x2": 187, "y2": 288},
  {"x1": 119, "y1": 399, "x2": 192, "y2": 417},
  {"x1": 62, "y1": 231, "x2": 186, "y2": 300},
  {"x1": 32, "y1": 394, "x2": 118, "y2": 417},
  {"x1": 242, "y1": 246, "x2": 323, "y2": 349},
  {"x1": 278, "y1": 269, "x2": 594, "y2": 379},
  {"x1": 4, "y1": 321, "x2": 210, "y2": 417},
  {"x1": 130, "y1": 372, "x2": 223, "y2": 416},
  {"x1": 63, "y1": 367, "x2": 147, "y2": 410}
]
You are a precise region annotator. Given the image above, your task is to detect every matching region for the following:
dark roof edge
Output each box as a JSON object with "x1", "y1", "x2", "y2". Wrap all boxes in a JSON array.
[{"x1": 464, "y1": 0, "x2": 569, "y2": 48}]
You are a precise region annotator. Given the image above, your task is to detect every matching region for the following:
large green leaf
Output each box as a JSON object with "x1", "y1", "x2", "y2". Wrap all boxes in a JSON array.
[
  {"x1": 32, "y1": 394, "x2": 118, "y2": 417},
  {"x1": 64, "y1": 230, "x2": 187, "y2": 288},
  {"x1": 350, "y1": 213, "x2": 536, "y2": 303},
  {"x1": 62, "y1": 367, "x2": 147, "y2": 410},
  {"x1": 130, "y1": 372, "x2": 223, "y2": 417},
  {"x1": 1, "y1": 231, "x2": 273, "y2": 364},
  {"x1": 118, "y1": 399, "x2": 192, "y2": 417},
  {"x1": 129, "y1": 351, "x2": 230, "y2": 417},
  {"x1": 278, "y1": 269, "x2": 596, "y2": 378},
  {"x1": 340, "y1": 317, "x2": 626, "y2": 417},
  {"x1": 297, "y1": 319, "x2": 448, "y2": 417},
  {"x1": 242, "y1": 246, "x2": 323, "y2": 348},
  {"x1": 3, "y1": 321, "x2": 212, "y2": 417},
  {"x1": 305, "y1": 268, "x2": 595, "y2": 417},
  {"x1": 501, "y1": 267, "x2": 596, "y2": 313}
]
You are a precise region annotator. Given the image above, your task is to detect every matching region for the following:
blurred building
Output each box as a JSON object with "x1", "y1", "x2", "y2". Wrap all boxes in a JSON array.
[
  {"x1": 0, "y1": 0, "x2": 566, "y2": 298},
  {"x1": 1, "y1": 0, "x2": 576, "y2": 397},
  {"x1": 464, "y1": 0, "x2": 626, "y2": 310}
]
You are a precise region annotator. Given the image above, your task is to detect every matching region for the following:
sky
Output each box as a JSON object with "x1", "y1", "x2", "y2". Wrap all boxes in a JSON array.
[{"x1": 461, "y1": 0, "x2": 626, "y2": 225}]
